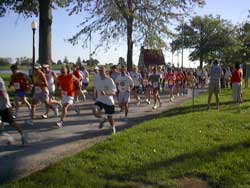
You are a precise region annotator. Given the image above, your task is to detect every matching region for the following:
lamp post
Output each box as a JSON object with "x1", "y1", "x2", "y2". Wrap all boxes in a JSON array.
[{"x1": 31, "y1": 21, "x2": 37, "y2": 76}]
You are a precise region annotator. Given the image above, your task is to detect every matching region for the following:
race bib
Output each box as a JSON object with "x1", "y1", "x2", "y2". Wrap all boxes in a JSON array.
[
  {"x1": 153, "y1": 82, "x2": 159, "y2": 88},
  {"x1": 35, "y1": 86, "x2": 42, "y2": 94},
  {"x1": 120, "y1": 87, "x2": 126, "y2": 93},
  {"x1": 14, "y1": 82, "x2": 20, "y2": 89}
]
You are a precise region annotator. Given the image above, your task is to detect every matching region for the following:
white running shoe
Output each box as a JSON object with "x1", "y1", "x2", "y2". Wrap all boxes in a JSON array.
[
  {"x1": 177, "y1": 93, "x2": 179, "y2": 97},
  {"x1": 152, "y1": 105, "x2": 157, "y2": 110},
  {"x1": 42, "y1": 114, "x2": 48, "y2": 119},
  {"x1": 56, "y1": 121, "x2": 63, "y2": 128}
]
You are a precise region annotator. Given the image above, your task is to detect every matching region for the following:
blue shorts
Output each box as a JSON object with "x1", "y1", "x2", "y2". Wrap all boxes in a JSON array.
[
  {"x1": 16, "y1": 91, "x2": 26, "y2": 98},
  {"x1": 118, "y1": 91, "x2": 130, "y2": 103}
]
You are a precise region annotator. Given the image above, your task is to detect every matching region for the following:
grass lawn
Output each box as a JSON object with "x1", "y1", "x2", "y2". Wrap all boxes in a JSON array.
[{"x1": 3, "y1": 88, "x2": 250, "y2": 188}]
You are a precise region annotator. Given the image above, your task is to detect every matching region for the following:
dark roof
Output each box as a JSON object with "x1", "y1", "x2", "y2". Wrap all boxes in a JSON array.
[{"x1": 143, "y1": 49, "x2": 165, "y2": 67}]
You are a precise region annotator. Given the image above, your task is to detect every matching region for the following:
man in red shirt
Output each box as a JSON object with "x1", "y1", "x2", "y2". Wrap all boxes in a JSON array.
[{"x1": 231, "y1": 63, "x2": 243, "y2": 104}]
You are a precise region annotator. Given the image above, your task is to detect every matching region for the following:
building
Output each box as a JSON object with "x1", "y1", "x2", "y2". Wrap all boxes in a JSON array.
[{"x1": 138, "y1": 46, "x2": 166, "y2": 70}]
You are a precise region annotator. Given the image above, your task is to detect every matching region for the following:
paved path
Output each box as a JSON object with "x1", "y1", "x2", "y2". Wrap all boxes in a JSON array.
[{"x1": 0, "y1": 91, "x2": 200, "y2": 183}]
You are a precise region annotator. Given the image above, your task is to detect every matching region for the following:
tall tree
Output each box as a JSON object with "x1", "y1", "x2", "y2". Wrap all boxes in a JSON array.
[
  {"x1": 69, "y1": 0, "x2": 205, "y2": 71},
  {"x1": 0, "y1": 0, "x2": 72, "y2": 65},
  {"x1": 171, "y1": 15, "x2": 235, "y2": 67}
]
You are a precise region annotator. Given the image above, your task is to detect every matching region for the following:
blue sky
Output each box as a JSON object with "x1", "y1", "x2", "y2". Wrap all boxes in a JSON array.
[{"x1": 0, "y1": 0, "x2": 249, "y2": 67}]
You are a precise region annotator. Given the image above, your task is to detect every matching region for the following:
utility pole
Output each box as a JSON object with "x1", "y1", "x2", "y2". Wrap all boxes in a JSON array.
[{"x1": 181, "y1": 17, "x2": 184, "y2": 68}]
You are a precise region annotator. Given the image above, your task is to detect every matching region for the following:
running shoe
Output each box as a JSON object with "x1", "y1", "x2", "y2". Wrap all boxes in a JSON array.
[
  {"x1": 56, "y1": 121, "x2": 63, "y2": 128},
  {"x1": 112, "y1": 126, "x2": 116, "y2": 134},
  {"x1": 21, "y1": 132, "x2": 28, "y2": 145},
  {"x1": 152, "y1": 105, "x2": 157, "y2": 110},
  {"x1": 42, "y1": 114, "x2": 48, "y2": 119}
]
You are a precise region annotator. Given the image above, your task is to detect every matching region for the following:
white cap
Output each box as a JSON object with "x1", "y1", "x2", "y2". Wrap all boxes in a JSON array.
[{"x1": 94, "y1": 66, "x2": 99, "y2": 70}]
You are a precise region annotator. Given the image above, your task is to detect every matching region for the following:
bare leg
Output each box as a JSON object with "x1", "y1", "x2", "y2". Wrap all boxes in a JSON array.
[
  {"x1": 215, "y1": 94, "x2": 220, "y2": 110},
  {"x1": 60, "y1": 103, "x2": 70, "y2": 122},
  {"x1": 207, "y1": 93, "x2": 212, "y2": 110},
  {"x1": 124, "y1": 102, "x2": 129, "y2": 117}
]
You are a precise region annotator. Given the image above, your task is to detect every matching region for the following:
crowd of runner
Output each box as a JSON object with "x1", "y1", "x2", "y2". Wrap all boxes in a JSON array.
[{"x1": 0, "y1": 61, "x2": 243, "y2": 145}]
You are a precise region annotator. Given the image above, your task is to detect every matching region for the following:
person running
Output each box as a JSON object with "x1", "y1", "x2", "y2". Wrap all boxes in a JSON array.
[
  {"x1": 149, "y1": 67, "x2": 161, "y2": 109},
  {"x1": 231, "y1": 63, "x2": 243, "y2": 105},
  {"x1": 80, "y1": 66, "x2": 89, "y2": 100},
  {"x1": 0, "y1": 76, "x2": 27, "y2": 145},
  {"x1": 207, "y1": 60, "x2": 222, "y2": 110},
  {"x1": 130, "y1": 66, "x2": 142, "y2": 106},
  {"x1": 176, "y1": 68, "x2": 185, "y2": 96},
  {"x1": 93, "y1": 66, "x2": 101, "y2": 100},
  {"x1": 41, "y1": 64, "x2": 61, "y2": 118},
  {"x1": 165, "y1": 68, "x2": 176, "y2": 102},
  {"x1": 73, "y1": 64, "x2": 85, "y2": 102},
  {"x1": 93, "y1": 66, "x2": 117, "y2": 134},
  {"x1": 9, "y1": 64, "x2": 31, "y2": 118},
  {"x1": 56, "y1": 65, "x2": 81, "y2": 128},
  {"x1": 115, "y1": 65, "x2": 134, "y2": 120},
  {"x1": 27, "y1": 64, "x2": 57, "y2": 125},
  {"x1": 142, "y1": 73, "x2": 151, "y2": 104}
]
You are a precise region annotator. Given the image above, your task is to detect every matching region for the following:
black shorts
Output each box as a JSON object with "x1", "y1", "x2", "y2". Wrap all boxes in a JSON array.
[
  {"x1": 82, "y1": 83, "x2": 89, "y2": 88},
  {"x1": 95, "y1": 101, "x2": 115, "y2": 115},
  {"x1": 0, "y1": 108, "x2": 14, "y2": 124}
]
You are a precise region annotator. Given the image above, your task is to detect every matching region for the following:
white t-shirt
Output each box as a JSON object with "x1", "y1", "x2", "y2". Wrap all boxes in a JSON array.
[
  {"x1": 0, "y1": 77, "x2": 11, "y2": 110},
  {"x1": 116, "y1": 74, "x2": 134, "y2": 93},
  {"x1": 81, "y1": 69, "x2": 89, "y2": 83},
  {"x1": 130, "y1": 72, "x2": 142, "y2": 87},
  {"x1": 95, "y1": 77, "x2": 117, "y2": 105}
]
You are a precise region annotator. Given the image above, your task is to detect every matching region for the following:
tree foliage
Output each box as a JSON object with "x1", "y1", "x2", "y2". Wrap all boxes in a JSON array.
[
  {"x1": 68, "y1": 0, "x2": 205, "y2": 70},
  {"x1": 171, "y1": 15, "x2": 235, "y2": 67}
]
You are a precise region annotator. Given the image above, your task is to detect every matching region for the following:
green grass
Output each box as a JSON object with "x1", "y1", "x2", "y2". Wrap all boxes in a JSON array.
[{"x1": 3, "y1": 88, "x2": 250, "y2": 188}]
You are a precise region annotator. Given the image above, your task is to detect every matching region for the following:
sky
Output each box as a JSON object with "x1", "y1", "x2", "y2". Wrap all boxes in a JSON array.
[{"x1": 0, "y1": 0, "x2": 249, "y2": 68}]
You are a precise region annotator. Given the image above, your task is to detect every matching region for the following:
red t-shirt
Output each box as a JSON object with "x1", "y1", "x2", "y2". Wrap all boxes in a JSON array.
[
  {"x1": 231, "y1": 69, "x2": 243, "y2": 84},
  {"x1": 57, "y1": 74, "x2": 76, "y2": 97},
  {"x1": 165, "y1": 73, "x2": 176, "y2": 86},
  {"x1": 10, "y1": 72, "x2": 29, "y2": 92}
]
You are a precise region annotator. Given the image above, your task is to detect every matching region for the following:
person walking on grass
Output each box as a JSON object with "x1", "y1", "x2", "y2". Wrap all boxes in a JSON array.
[
  {"x1": 0, "y1": 76, "x2": 27, "y2": 145},
  {"x1": 115, "y1": 65, "x2": 134, "y2": 121},
  {"x1": 27, "y1": 64, "x2": 58, "y2": 126},
  {"x1": 207, "y1": 60, "x2": 222, "y2": 110},
  {"x1": 9, "y1": 64, "x2": 31, "y2": 118},
  {"x1": 231, "y1": 63, "x2": 243, "y2": 105},
  {"x1": 149, "y1": 67, "x2": 162, "y2": 110},
  {"x1": 56, "y1": 65, "x2": 81, "y2": 128},
  {"x1": 93, "y1": 66, "x2": 117, "y2": 134}
]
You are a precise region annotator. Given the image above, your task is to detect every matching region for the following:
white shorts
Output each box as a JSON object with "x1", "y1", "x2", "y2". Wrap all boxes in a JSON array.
[
  {"x1": 118, "y1": 91, "x2": 130, "y2": 103},
  {"x1": 62, "y1": 95, "x2": 74, "y2": 105}
]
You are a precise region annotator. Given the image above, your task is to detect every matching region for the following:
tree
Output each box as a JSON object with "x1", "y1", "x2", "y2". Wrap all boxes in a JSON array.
[
  {"x1": 118, "y1": 57, "x2": 126, "y2": 66},
  {"x1": 76, "y1": 56, "x2": 81, "y2": 65},
  {"x1": 57, "y1": 59, "x2": 63, "y2": 64},
  {"x1": 69, "y1": 0, "x2": 205, "y2": 71},
  {"x1": 0, "y1": 57, "x2": 12, "y2": 66},
  {"x1": 0, "y1": 0, "x2": 72, "y2": 65},
  {"x1": 16, "y1": 57, "x2": 32, "y2": 65},
  {"x1": 63, "y1": 56, "x2": 69, "y2": 64},
  {"x1": 85, "y1": 58, "x2": 100, "y2": 67},
  {"x1": 171, "y1": 15, "x2": 235, "y2": 67}
]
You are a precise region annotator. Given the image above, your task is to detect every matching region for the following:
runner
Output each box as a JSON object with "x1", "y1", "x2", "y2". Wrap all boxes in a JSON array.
[
  {"x1": 73, "y1": 64, "x2": 85, "y2": 102},
  {"x1": 176, "y1": 68, "x2": 185, "y2": 96},
  {"x1": 130, "y1": 66, "x2": 142, "y2": 106},
  {"x1": 80, "y1": 66, "x2": 89, "y2": 100},
  {"x1": 0, "y1": 76, "x2": 27, "y2": 145},
  {"x1": 41, "y1": 64, "x2": 61, "y2": 118},
  {"x1": 93, "y1": 66, "x2": 100, "y2": 100},
  {"x1": 165, "y1": 68, "x2": 176, "y2": 102},
  {"x1": 9, "y1": 64, "x2": 31, "y2": 118},
  {"x1": 115, "y1": 65, "x2": 134, "y2": 120},
  {"x1": 27, "y1": 64, "x2": 57, "y2": 125},
  {"x1": 142, "y1": 73, "x2": 151, "y2": 104},
  {"x1": 93, "y1": 66, "x2": 117, "y2": 134},
  {"x1": 149, "y1": 67, "x2": 161, "y2": 109},
  {"x1": 56, "y1": 65, "x2": 81, "y2": 128}
]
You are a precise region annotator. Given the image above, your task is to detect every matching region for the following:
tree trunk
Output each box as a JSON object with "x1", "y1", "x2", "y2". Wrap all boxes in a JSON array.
[
  {"x1": 127, "y1": 17, "x2": 133, "y2": 72},
  {"x1": 199, "y1": 54, "x2": 203, "y2": 68},
  {"x1": 39, "y1": 0, "x2": 52, "y2": 65}
]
